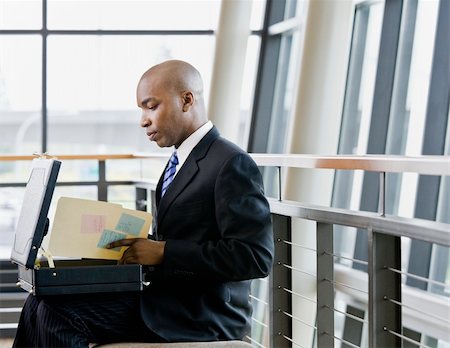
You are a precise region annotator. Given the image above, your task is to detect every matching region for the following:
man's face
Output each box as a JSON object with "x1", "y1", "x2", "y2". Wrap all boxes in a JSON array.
[{"x1": 137, "y1": 73, "x2": 188, "y2": 148}]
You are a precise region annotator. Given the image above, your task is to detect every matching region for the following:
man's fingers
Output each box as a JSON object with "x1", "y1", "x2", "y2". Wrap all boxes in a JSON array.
[{"x1": 106, "y1": 238, "x2": 137, "y2": 249}]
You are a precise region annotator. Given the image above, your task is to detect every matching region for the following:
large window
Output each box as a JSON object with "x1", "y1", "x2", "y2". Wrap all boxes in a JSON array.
[
  {"x1": 0, "y1": 0, "x2": 221, "y2": 156},
  {"x1": 248, "y1": 0, "x2": 308, "y2": 197},
  {"x1": 332, "y1": 0, "x2": 449, "y2": 346},
  {"x1": 0, "y1": 0, "x2": 265, "y2": 259}
]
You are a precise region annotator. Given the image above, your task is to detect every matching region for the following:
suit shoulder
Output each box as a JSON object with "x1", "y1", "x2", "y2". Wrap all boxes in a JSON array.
[{"x1": 211, "y1": 136, "x2": 249, "y2": 159}]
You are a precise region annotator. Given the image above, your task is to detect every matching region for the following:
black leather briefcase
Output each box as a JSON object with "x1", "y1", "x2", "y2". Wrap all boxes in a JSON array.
[{"x1": 10, "y1": 158, "x2": 146, "y2": 296}]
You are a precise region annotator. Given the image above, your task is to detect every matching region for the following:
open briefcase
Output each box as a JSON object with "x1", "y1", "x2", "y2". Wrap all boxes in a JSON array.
[{"x1": 10, "y1": 157, "x2": 148, "y2": 296}]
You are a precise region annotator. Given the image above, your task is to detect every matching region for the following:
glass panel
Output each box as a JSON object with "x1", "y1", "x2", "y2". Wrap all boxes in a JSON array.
[
  {"x1": 239, "y1": 35, "x2": 261, "y2": 148},
  {"x1": 46, "y1": 35, "x2": 215, "y2": 154},
  {"x1": 0, "y1": 35, "x2": 42, "y2": 154},
  {"x1": 386, "y1": 0, "x2": 439, "y2": 217},
  {"x1": 331, "y1": 1, "x2": 384, "y2": 226},
  {"x1": 0, "y1": 0, "x2": 42, "y2": 29},
  {"x1": 402, "y1": 0, "x2": 439, "y2": 157},
  {"x1": 263, "y1": 29, "x2": 299, "y2": 197},
  {"x1": 0, "y1": 187, "x2": 25, "y2": 259},
  {"x1": 0, "y1": 160, "x2": 35, "y2": 183},
  {"x1": 57, "y1": 160, "x2": 99, "y2": 182},
  {"x1": 266, "y1": 33, "x2": 295, "y2": 154},
  {"x1": 284, "y1": 0, "x2": 298, "y2": 19},
  {"x1": 108, "y1": 185, "x2": 135, "y2": 209},
  {"x1": 332, "y1": 0, "x2": 384, "y2": 275},
  {"x1": 250, "y1": 277, "x2": 269, "y2": 346},
  {"x1": 339, "y1": 2, "x2": 384, "y2": 157},
  {"x1": 429, "y1": 109, "x2": 450, "y2": 297},
  {"x1": 47, "y1": 0, "x2": 220, "y2": 30}
]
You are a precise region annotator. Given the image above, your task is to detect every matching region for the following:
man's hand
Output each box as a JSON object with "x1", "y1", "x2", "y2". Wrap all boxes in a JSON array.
[{"x1": 107, "y1": 238, "x2": 166, "y2": 265}]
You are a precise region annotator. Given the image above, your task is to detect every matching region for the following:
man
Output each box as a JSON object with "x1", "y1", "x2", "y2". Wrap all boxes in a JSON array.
[{"x1": 13, "y1": 60, "x2": 274, "y2": 347}]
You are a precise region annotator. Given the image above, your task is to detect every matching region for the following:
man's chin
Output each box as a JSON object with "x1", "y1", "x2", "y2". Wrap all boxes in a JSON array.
[{"x1": 154, "y1": 140, "x2": 170, "y2": 148}]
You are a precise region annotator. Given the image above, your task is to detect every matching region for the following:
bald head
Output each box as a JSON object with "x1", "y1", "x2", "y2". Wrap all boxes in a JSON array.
[
  {"x1": 137, "y1": 60, "x2": 208, "y2": 148},
  {"x1": 140, "y1": 60, "x2": 204, "y2": 100}
]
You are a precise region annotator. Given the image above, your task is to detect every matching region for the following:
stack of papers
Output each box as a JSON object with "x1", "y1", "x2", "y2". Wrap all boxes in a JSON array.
[{"x1": 47, "y1": 197, "x2": 152, "y2": 260}]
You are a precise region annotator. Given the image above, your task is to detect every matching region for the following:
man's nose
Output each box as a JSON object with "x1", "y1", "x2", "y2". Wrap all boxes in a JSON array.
[{"x1": 140, "y1": 112, "x2": 151, "y2": 128}]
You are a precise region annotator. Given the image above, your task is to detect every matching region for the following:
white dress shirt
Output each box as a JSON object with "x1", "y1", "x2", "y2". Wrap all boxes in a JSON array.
[{"x1": 173, "y1": 121, "x2": 213, "y2": 178}]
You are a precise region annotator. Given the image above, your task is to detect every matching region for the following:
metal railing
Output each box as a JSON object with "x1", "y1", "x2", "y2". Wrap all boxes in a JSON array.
[
  {"x1": 247, "y1": 154, "x2": 450, "y2": 348},
  {"x1": 0, "y1": 153, "x2": 449, "y2": 347}
]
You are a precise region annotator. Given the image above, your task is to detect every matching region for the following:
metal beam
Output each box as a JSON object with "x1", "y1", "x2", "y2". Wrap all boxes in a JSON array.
[
  {"x1": 269, "y1": 213, "x2": 292, "y2": 348},
  {"x1": 368, "y1": 229, "x2": 402, "y2": 347},
  {"x1": 316, "y1": 222, "x2": 334, "y2": 347}
]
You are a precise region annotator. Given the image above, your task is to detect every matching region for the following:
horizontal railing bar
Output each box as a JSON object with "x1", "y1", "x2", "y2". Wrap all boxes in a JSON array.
[
  {"x1": 0, "y1": 154, "x2": 148, "y2": 161},
  {"x1": 0, "y1": 308, "x2": 22, "y2": 313},
  {"x1": 335, "y1": 264, "x2": 450, "y2": 341},
  {"x1": 385, "y1": 328, "x2": 433, "y2": 348},
  {"x1": 329, "y1": 305, "x2": 368, "y2": 324},
  {"x1": 2, "y1": 154, "x2": 448, "y2": 246},
  {"x1": 0, "y1": 29, "x2": 216, "y2": 35},
  {"x1": 245, "y1": 336, "x2": 266, "y2": 348},
  {"x1": 388, "y1": 298, "x2": 450, "y2": 324},
  {"x1": 0, "y1": 323, "x2": 18, "y2": 329},
  {"x1": 325, "y1": 332, "x2": 360, "y2": 348},
  {"x1": 0, "y1": 180, "x2": 135, "y2": 188},
  {"x1": 251, "y1": 316, "x2": 268, "y2": 328},
  {"x1": 256, "y1": 277, "x2": 268, "y2": 283},
  {"x1": 326, "y1": 251, "x2": 369, "y2": 266},
  {"x1": 282, "y1": 310, "x2": 317, "y2": 329},
  {"x1": 282, "y1": 287, "x2": 317, "y2": 303},
  {"x1": 1, "y1": 153, "x2": 449, "y2": 176},
  {"x1": 0, "y1": 283, "x2": 19, "y2": 288},
  {"x1": 282, "y1": 239, "x2": 316, "y2": 252},
  {"x1": 283, "y1": 264, "x2": 316, "y2": 278},
  {"x1": 250, "y1": 153, "x2": 450, "y2": 175},
  {"x1": 249, "y1": 295, "x2": 268, "y2": 306},
  {"x1": 387, "y1": 267, "x2": 450, "y2": 288},
  {"x1": 269, "y1": 199, "x2": 450, "y2": 247},
  {"x1": 325, "y1": 278, "x2": 368, "y2": 294},
  {"x1": 282, "y1": 334, "x2": 307, "y2": 348}
]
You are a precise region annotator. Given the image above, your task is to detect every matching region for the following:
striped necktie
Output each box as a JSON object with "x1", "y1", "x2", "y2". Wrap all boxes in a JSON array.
[{"x1": 161, "y1": 151, "x2": 179, "y2": 198}]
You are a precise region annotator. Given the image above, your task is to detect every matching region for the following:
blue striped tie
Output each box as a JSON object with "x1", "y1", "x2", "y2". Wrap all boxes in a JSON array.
[{"x1": 161, "y1": 151, "x2": 179, "y2": 198}]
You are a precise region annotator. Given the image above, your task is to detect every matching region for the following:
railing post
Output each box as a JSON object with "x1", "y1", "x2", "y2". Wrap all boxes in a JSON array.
[
  {"x1": 277, "y1": 166, "x2": 282, "y2": 201},
  {"x1": 135, "y1": 187, "x2": 147, "y2": 211},
  {"x1": 378, "y1": 172, "x2": 386, "y2": 217},
  {"x1": 98, "y1": 160, "x2": 107, "y2": 201},
  {"x1": 368, "y1": 228, "x2": 402, "y2": 347},
  {"x1": 316, "y1": 222, "x2": 334, "y2": 347},
  {"x1": 269, "y1": 214, "x2": 292, "y2": 348}
]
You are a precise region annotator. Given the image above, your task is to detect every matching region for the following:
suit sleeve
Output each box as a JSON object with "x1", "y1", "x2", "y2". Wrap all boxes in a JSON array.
[{"x1": 160, "y1": 153, "x2": 274, "y2": 282}]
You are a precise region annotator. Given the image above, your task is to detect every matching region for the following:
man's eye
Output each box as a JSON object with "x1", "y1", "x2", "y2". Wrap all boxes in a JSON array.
[{"x1": 148, "y1": 104, "x2": 158, "y2": 110}]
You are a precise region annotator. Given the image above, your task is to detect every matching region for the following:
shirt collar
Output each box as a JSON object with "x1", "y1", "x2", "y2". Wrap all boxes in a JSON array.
[{"x1": 173, "y1": 121, "x2": 213, "y2": 176}]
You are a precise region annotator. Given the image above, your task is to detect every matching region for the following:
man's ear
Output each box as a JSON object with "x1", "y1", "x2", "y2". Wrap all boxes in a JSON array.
[{"x1": 182, "y1": 91, "x2": 194, "y2": 112}]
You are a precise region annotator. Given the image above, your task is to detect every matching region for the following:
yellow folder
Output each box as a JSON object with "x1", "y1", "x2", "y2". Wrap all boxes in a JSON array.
[{"x1": 47, "y1": 197, "x2": 152, "y2": 260}]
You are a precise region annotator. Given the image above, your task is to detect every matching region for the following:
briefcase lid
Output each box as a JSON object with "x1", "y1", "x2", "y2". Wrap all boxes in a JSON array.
[{"x1": 11, "y1": 158, "x2": 61, "y2": 269}]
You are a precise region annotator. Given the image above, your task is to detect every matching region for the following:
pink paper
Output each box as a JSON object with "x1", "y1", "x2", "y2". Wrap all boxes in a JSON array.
[{"x1": 80, "y1": 214, "x2": 106, "y2": 234}]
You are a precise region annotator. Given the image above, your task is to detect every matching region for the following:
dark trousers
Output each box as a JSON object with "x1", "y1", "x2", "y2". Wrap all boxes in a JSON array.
[{"x1": 13, "y1": 292, "x2": 165, "y2": 348}]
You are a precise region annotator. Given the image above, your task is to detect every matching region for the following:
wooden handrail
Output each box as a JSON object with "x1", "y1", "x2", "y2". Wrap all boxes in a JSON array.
[
  {"x1": 0, "y1": 153, "x2": 448, "y2": 176},
  {"x1": 0, "y1": 153, "x2": 168, "y2": 161}
]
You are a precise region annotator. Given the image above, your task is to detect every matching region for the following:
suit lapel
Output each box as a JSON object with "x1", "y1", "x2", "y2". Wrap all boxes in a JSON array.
[{"x1": 156, "y1": 127, "x2": 220, "y2": 226}]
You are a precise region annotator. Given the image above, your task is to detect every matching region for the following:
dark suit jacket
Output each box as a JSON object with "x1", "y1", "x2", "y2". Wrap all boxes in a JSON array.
[{"x1": 141, "y1": 127, "x2": 274, "y2": 342}]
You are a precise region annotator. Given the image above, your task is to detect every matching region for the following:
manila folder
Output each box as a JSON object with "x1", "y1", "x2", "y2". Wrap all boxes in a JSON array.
[{"x1": 47, "y1": 197, "x2": 152, "y2": 260}]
